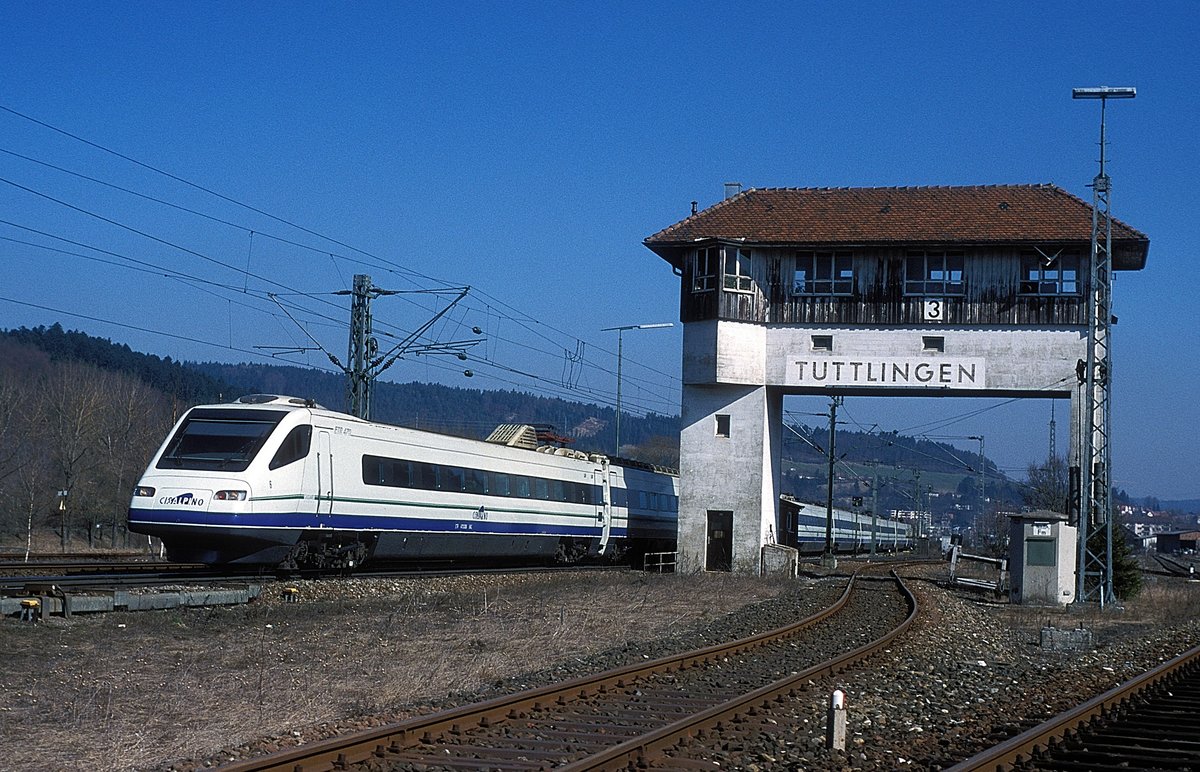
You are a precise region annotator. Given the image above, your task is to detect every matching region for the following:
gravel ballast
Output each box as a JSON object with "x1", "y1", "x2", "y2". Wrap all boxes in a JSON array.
[{"x1": 0, "y1": 564, "x2": 1196, "y2": 771}]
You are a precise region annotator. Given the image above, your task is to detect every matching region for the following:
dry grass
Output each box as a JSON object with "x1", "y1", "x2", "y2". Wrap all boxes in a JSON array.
[
  {"x1": 0, "y1": 571, "x2": 786, "y2": 771},
  {"x1": 993, "y1": 573, "x2": 1200, "y2": 652}
]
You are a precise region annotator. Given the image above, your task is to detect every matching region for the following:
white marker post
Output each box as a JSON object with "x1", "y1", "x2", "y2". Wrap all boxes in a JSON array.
[{"x1": 827, "y1": 689, "x2": 847, "y2": 750}]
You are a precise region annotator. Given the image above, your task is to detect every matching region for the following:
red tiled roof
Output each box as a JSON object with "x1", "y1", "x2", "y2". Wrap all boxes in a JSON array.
[{"x1": 644, "y1": 184, "x2": 1149, "y2": 270}]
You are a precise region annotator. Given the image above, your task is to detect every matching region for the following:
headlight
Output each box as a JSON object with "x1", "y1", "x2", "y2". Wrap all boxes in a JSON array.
[
  {"x1": 133, "y1": 486, "x2": 155, "y2": 497},
  {"x1": 214, "y1": 490, "x2": 248, "y2": 501}
]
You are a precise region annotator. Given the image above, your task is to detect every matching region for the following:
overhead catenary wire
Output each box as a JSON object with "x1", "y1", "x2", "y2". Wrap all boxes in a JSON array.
[{"x1": 0, "y1": 105, "x2": 682, "y2": 414}]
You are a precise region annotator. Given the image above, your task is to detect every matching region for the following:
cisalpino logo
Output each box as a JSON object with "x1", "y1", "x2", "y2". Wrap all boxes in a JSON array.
[{"x1": 160, "y1": 492, "x2": 206, "y2": 507}]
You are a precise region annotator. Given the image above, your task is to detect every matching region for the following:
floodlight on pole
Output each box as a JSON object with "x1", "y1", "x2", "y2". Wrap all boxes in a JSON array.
[
  {"x1": 1072, "y1": 84, "x2": 1135, "y2": 607},
  {"x1": 1072, "y1": 87, "x2": 1136, "y2": 99},
  {"x1": 601, "y1": 322, "x2": 674, "y2": 456}
]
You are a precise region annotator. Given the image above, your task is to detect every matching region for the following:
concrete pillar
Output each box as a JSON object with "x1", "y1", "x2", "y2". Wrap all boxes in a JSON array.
[{"x1": 677, "y1": 383, "x2": 782, "y2": 573}]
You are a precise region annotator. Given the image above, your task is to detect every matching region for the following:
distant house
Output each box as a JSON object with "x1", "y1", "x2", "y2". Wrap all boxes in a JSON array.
[
  {"x1": 1156, "y1": 530, "x2": 1200, "y2": 554},
  {"x1": 1122, "y1": 524, "x2": 1157, "y2": 551}
]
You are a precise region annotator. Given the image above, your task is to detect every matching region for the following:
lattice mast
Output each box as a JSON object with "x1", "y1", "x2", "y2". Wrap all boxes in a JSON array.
[
  {"x1": 1073, "y1": 86, "x2": 1135, "y2": 606},
  {"x1": 346, "y1": 274, "x2": 380, "y2": 420},
  {"x1": 338, "y1": 275, "x2": 477, "y2": 421}
]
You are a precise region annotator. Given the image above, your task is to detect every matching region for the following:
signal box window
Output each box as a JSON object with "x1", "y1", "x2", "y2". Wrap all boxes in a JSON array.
[
  {"x1": 692, "y1": 246, "x2": 718, "y2": 293},
  {"x1": 1020, "y1": 251, "x2": 1080, "y2": 295},
  {"x1": 723, "y1": 247, "x2": 754, "y2": 293},
  {"x1": 905, "y1": 251, "x2": 965, "y2": 296},
  {"x1": 794, "y1": 251, "x2": 854, "y2": 295},
  {"x1": 715, "y1": 414, "x2": 731, "y2": 438}
]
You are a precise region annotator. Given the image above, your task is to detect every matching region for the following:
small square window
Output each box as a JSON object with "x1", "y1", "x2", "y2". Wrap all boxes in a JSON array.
[
  {"x1": 1027, "y1": 539, "x2": 1056, "y2": 566},
  {"x1": 811, "y1": 335, "x2": 833, "y2": 351},
  {"x1": 715, "y1": 414, "x2": 731, "y2": 438},
  {"x1": 922, "y1": 336, "x2": 945, "y2": 352}
]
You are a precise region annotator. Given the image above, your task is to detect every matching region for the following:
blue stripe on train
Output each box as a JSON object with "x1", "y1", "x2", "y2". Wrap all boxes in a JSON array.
[{"x1": 128, "y1": 507, "x2": 630, "y2": 538}]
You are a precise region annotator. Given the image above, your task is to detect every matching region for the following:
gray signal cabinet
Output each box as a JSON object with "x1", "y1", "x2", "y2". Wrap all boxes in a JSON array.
[{"x1": 1008, "y1": 511, "x2": 1078, "y2": 605}]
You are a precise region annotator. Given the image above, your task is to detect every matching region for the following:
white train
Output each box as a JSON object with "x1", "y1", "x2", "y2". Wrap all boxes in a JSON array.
[
  {"x1": 128, "y1": 395, "x2": 678, "y2": 570},
  {"x1": 777, "y1": 496, "x2": 913, "y2": 553}
]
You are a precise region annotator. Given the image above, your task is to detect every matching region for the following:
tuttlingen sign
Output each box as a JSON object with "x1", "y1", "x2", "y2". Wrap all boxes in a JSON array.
[{"x1": 786, "y1": 357, "x2": 987, "y2": 389}]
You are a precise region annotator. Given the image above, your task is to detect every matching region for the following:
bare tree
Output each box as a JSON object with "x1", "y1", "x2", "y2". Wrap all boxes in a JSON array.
[
  {"x1": 0, "y1": 372, "x2": 41, "y2": 540},
  {"x1": 95, "y1": 375, "x2": 174, "y2": 546},
  {"x1": 40, "y1": 363, "x2": 110, "y2": 550},
  {"x1": 13, "y1": 446, "x2": 53, "y2": 558},
  {"x1": 0, "y1": 373, "x2": 23, "y2": 484},
  {"x1": 1024, "y1": 455, "x2": 1069, "y2": 514}
]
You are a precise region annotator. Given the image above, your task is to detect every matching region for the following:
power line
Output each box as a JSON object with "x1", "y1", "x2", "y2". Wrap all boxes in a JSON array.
[{"x1": 0, "y1": 104, "x2": 681, "y2": 410}]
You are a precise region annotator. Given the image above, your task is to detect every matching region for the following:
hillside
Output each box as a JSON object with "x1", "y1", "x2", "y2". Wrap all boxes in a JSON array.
[
  {"x1": 0, "y1": 324, "x2": 1038, "y2": 552},
  {"x1": 0, "y1": 324, "x2": 1014, "y2": 490}
]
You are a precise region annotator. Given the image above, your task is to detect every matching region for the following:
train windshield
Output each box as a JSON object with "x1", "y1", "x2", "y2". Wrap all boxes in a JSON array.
[{"x1": 155, "y1": 408, "x2": 288, "y2": 472}]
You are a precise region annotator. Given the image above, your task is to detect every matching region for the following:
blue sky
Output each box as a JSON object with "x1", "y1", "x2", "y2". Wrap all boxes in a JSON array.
[{"x1": 1, "y1": 2, "x2": 1197, "y2": 500}]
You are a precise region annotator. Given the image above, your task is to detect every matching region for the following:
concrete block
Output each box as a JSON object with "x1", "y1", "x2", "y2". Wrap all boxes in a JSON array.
[
  {"x1": 1041, "y1": 625, "x2": 1093, "y2": 652},
  {"x1": 181, "y1": 586, "x2": 259, "y2": 606},
  {"x1": 761, "y1": 544, "x2": 798, "y2": 578},
  {"x1": 119, "y1": 592, "x2": 183, "y2": 611},
  {"x1": 63, "y1": 594, "x2": 115, "y2": 614}
]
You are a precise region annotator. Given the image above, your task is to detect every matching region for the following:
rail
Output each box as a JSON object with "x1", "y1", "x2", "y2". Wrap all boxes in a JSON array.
[
  {"x1": 947, "y1": 642, "x2": 1200, "y2": 770},
  {"x1": 218, "y1": 571, "x2": 917, "y2": 771}
]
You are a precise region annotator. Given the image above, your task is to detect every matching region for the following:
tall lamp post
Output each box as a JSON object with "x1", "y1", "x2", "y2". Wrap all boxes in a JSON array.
[
  {"x1": 602, "y1": 322, "x2": 673, "y2": 455},
  {"x1": 1072, "y1": 85, "x2": 1135, "y2": 607}
]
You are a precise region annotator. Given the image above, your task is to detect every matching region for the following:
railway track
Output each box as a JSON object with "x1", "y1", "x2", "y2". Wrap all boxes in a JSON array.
[
  {"x1": 218, "y1": 571, "x2": 916, "y2": 771},
  {"x1": 949, "y1": 643, "x2": 1200, "y2": 771},
  {"x1": 0, "y1": 562, "x2": 256, "y2": 592}
]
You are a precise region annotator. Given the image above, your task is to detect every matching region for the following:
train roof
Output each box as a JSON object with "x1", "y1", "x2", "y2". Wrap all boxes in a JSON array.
[
  {"x1": 232, "y1": 394, "x2": 326, "y2": 409},
  {"x1": 210, "y1": 395, "x2": 679, "y2": 475}
]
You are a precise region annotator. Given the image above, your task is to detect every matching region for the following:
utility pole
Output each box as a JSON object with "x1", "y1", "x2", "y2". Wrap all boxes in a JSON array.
[
  {"x1": 1072, "y1": 85, "x2": 1135, "y2": 607},
  {"x1": 345, "y1": 274, "x2": 388, "y2": 420},
  {"x1": 870, "y1": 464, "x2": 879, "y2": 557},
  {"x1": 263, "y1": 274, "x2": 479, "y2": 422},
  {"x1": 1048, "y1": 401, "x2": 1057, "y2": 463},
  {"x1": 968, "y1": 435, "x2": 985, "y2": 546},
  {"x1": 822, "y1": 396, "x2": 843, "y2": 569},
  {"x1": 601, "y1": 322, "x2": 673, "y2": 455},
  {"x1": 911, "y1": 469, "x2": 923, "y2": 538}
]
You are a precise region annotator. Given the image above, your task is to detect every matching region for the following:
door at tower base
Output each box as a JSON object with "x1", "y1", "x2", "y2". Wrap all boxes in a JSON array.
[
  {"x1": 706, "y1": 510, "x2": 733, "y2": 572},
  {"x1": 787, "y1": 357, "x2": 987, "y2": 389}
]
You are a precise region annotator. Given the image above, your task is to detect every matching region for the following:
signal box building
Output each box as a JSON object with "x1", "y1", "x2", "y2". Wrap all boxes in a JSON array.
[{"x1": 644, "y1": 185, "x2": 1149, "y2": 574}]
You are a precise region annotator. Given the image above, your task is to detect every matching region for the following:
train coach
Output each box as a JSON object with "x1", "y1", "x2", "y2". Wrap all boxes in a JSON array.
[
  {"x1": 778, "y1": 495, "x2": 914, "y2": 554},
  {"x1": 128, "y1": 395, "x2": 678, "y2": 570}
]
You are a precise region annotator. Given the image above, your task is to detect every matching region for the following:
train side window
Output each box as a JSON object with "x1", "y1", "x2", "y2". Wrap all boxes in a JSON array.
[
  {"x1": 362, "y1": 456, "x2": 384, "y2": 485},
  {"x1": 514, "y1": 476, "x2": 532, "y2": 497},
  {"x1": 466, "y1": 469, "x2": 488, "y2": 494},
  {"x1": 417, "y1": 462, "x2": 438, "y2": 490},
  {"x1": 443, "y1": 466, "x2": 465, "y2": 492},
  {"x1": 534, "y1": 478, "x2": 549, "y2": 500},
  {"x1": 491, "y1": 472, "x2": 511, "y2": 496},
  {"x1": 269, "y1": 425, "x2": 312, "y2": 470}
]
